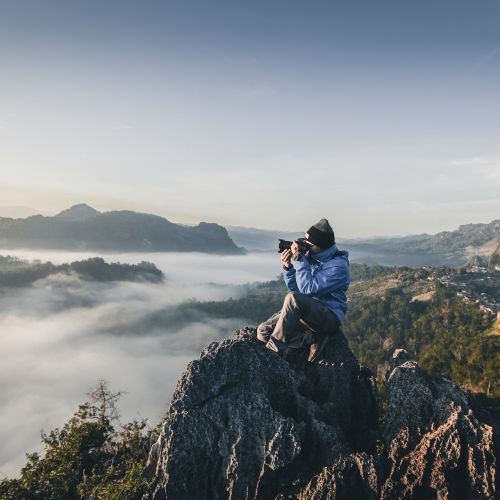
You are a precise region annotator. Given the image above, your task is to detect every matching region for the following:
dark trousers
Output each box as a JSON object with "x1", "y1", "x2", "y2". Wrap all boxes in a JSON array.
[{"x1": 257, "y1": 292, "x2": 341, "y2": 352}]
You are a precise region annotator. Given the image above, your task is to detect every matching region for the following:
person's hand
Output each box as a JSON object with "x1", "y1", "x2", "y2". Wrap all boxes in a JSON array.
[
  {"x1": 281, "y1": 249, "x2": 292, "y2": 269},
  {"x1": 291, "y1": 241, "x2": 302, "y2": 261}
]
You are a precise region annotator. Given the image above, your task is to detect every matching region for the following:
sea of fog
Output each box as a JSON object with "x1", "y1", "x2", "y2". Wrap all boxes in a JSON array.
[{"x1": 0, "y1": 250, "x2": 280, "y2": 478}]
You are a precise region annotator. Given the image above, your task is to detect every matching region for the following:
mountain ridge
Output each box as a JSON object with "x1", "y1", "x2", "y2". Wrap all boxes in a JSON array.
[
  {"x1": 0, "y1": 204, "x2": 244, "y2": 254},
  {"x1": 227, "y1": 220, "x2": 499, "y2": 267},
  {"x1": 228, "y1": 219, "x2": 499, "y2": 246}
]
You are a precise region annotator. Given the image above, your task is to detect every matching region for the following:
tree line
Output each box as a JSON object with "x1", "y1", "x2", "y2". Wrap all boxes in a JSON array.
[{"x1": 0, "y1": 257, "x2": 164, "y2": 287}]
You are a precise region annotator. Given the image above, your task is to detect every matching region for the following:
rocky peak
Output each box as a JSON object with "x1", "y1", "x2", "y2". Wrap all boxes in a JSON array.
[
  {"x1": 55, "y1": 203, "x2": 101, "y2": 220},
  {"x1": 143, "y1": 335, "x2": 497, "y2": 499},
  {"x1": 382, "y1": 350, "x2": 496, "y2": 498}
]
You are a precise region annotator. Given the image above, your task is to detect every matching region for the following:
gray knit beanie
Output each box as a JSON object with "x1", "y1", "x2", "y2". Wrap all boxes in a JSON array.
[{"x1": 305, "y1": 218, "x2": 335, "y2": 249}]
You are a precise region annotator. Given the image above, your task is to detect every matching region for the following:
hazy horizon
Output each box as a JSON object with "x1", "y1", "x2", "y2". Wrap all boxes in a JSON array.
[
  {"x1": 1, "y1": 1, "x2": 499, "y2": 237},
  {"x1": 0, "y1": 202, "x2": 497, "y2": 240}
]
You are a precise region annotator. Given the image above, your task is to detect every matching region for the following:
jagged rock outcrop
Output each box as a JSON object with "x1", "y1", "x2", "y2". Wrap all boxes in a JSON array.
[
  {"x1": 143, "y1": 331, "x2": 497, "y2": 499},
  {"x1": 143, "y1": 328, "x2": 377, "y2": 499},
  {"x1": 381, "y1": 358, "x2": 496, "y2": 499}
]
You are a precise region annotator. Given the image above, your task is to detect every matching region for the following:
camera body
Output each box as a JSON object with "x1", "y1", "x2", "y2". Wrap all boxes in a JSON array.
[{"x1": 278, "y1": 237, "x2": 308, "y2": 254}]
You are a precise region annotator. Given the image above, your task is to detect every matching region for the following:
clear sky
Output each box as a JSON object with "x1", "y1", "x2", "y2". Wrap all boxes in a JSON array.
[{"x1": 0, "y1": 0, "x2": 499, "y2": 237}]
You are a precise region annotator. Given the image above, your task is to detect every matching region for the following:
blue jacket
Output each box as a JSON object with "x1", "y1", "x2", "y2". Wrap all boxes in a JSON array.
[{"x1": 283, "y1": 243, "x2": 350, "y2": 324}]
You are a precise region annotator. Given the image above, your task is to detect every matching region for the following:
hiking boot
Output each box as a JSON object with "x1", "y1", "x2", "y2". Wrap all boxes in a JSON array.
[
  {"x1": 307, "y1": 333, "x2": 330, "y2": 363},
  {"x1": 256, "y1": 330, "x2": 270, "y2": 344},
  {"x1": 257, "y1": 325, "x2": 273, "y2": 344}
]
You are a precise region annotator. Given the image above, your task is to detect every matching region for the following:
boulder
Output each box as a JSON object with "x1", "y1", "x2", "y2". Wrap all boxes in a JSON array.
[
  {"x1": 143, "y1": 327, "x2": 377, "y2": 499},
  {"x1": 381, "y1": 351, "x2": 496, "y2": 499}
]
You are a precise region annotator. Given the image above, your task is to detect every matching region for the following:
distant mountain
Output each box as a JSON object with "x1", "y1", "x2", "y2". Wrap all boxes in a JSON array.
[
  {"x1": 0, "y1": 204, "x2": 244, "y2": 254},
  {"x1": 227, "y1": 226, "x2": 302, "y2": 252},
  {"x1": 54, "y1": 203, "x2": 101, "y2": 221},
  {"x1": 342, "y1": 220, "x2": 500, "y2": 251},
  {"x1": 491, "y1": 242, "x2": 500, "y2": 268},
  {"x1": 392, "y1": 220, "x2": 499, "y2": 253},
  {"x1": 344, "y1": 220, "x2": 500, "y2": 267},
  {"x1": 229, "y1": 220, "x2": 500, "y2": 267}
]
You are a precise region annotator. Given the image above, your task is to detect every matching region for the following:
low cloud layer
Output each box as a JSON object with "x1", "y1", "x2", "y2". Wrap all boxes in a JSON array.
[{"x1": 0, "y1": 250, "x2": 279, "y2": 477}]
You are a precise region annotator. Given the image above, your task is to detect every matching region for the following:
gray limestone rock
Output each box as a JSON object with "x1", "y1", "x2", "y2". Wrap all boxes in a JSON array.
[
  {"x1": 381, "y1": 360, "x2": 496, "y2": 499},
  {"x1": 143, "y1": 329, "x2": 497, "y2": 499},
  {"x1": 389, "y1": 348, "x2": 411, "y2": 370},
  {"x1": 143, "y1": 327, "x2": 377, "y2": 499},
  {"x1": 292, "y1": 453, "x2": 380, "y2": 500}
]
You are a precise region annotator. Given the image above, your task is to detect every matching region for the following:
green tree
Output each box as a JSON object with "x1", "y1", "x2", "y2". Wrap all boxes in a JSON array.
[{"x1": 0, "y1": 381, "x2": 157, "y2": 500}]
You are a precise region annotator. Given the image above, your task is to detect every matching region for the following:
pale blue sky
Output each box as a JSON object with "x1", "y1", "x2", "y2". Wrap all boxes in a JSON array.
[{"x1": 0, "y1": 0, "x2": 499, "y2": 236}]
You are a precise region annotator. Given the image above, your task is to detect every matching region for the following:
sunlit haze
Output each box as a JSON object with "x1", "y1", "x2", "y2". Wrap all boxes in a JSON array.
[{"x1": 1, "y1": 0, "x2": 499, "y2": 235}]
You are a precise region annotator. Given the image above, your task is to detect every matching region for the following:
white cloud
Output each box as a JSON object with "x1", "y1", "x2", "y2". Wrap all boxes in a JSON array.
[
  {"x1": 0, "y1": 250, "x2": 280, "y2": 478},
  {"x1": 449, "y1": 153, "x2": 500, "y2": 182}
]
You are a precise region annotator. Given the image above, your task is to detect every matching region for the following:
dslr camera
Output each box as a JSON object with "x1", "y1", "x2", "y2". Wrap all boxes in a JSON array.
[{"x1": 278, "y1": 237, "x2": 308, "y2": 254}]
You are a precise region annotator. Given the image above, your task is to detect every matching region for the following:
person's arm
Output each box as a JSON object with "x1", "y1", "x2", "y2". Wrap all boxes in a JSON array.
[
  {"x1": 283, "y1": 267, "x2": 299, "y2": 292},
  {"x1": 281, "y1": 248, "x2": 299, "y2": 291},
  {"x1": 294, "y1": 258, "x2": 348, "y2": 295}
]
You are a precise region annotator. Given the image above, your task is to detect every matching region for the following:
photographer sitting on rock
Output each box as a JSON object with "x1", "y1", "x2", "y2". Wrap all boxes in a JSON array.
[{"x1": 257, "y1": 219, "x2": 350, "y2": 362}]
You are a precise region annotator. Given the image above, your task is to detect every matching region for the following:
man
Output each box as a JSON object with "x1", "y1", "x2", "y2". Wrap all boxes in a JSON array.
[{"x1": 257, "y1": 219, "x2": 350, "y2": 362}]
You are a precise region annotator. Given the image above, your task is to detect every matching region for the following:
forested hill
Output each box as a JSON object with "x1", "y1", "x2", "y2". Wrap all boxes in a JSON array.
[
  {"x1": 0, "y1": 255, "x2": 163, "y2": 286},
  {"x1": 0, "y1": 203, "x2": 243, "y2": 254},
  {"x1": 342, "y1": 219, "x2": 500, "y2": 267}
]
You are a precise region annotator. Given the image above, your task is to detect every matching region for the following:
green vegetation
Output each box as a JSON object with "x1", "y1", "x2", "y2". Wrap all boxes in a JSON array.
[
  {"x1": 180, "y1": 279, "x2": 286, "y2": 323},
  {"x1": 349, "y1": 263, "x2": 397, "y2": 281},
  {"x1": 0, "y1": 257, "x2": 164, "y2": 287},
  {"x1": 457, "y1": 271, "x2": 500, "y2": 298},
  {"x1": 175, "y1": 263, "x2": 395, "y2": 324},
  {"x1": 0, "y1": 381, "x2": 158, "y2": 500},
  {"x1": 0, "y1": 255, "x2": 32, "y2": 271},
  {"x1": 345, "y1": 283, "x2": 499, "y2": 398}
]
